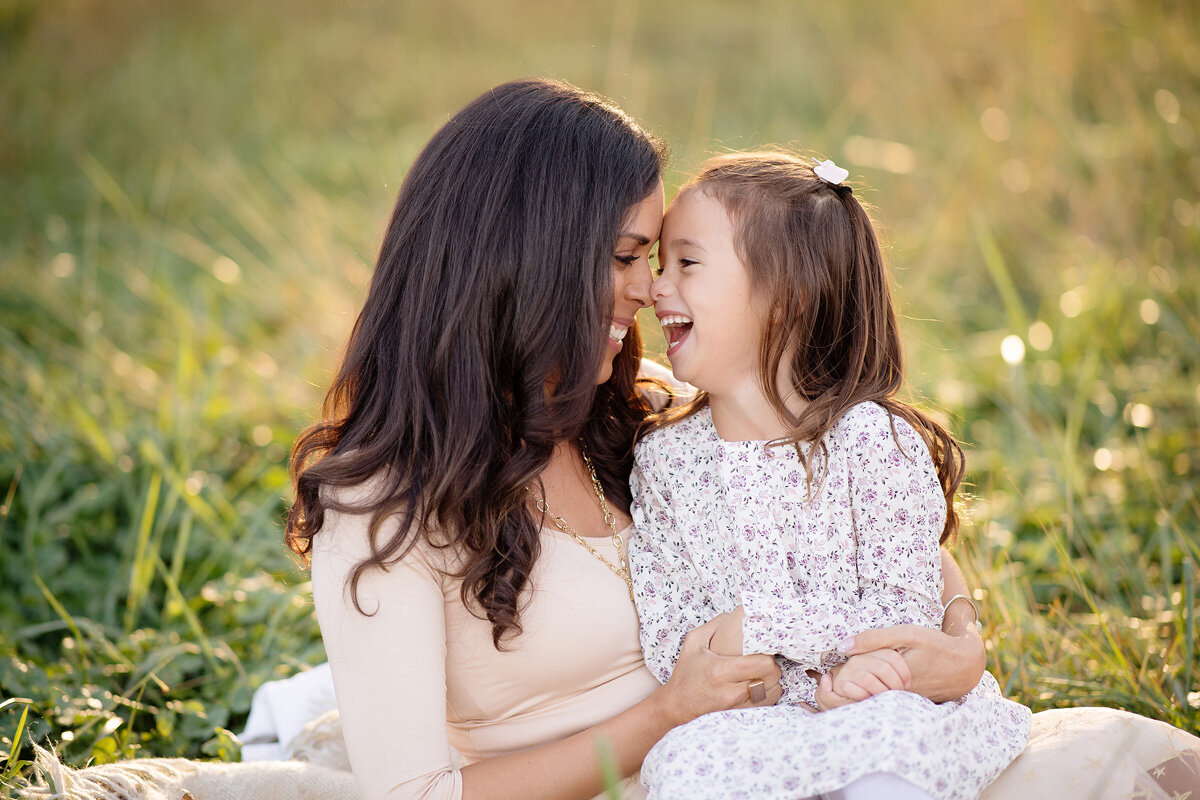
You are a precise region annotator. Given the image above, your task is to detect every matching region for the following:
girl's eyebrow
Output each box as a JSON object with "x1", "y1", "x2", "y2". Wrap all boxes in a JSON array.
[{"x1": 668, "y1": 237, "x2": 705, "y2": 252}]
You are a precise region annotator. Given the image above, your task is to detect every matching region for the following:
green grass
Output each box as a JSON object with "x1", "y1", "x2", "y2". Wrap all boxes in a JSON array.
[{"x1": 2, "y1": 0, "x2": 1198, "y2": 780}]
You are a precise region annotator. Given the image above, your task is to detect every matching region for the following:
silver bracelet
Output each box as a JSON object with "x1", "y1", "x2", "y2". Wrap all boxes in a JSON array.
[{"x1": 943, "y1": 594, "x2": 983, "y2": 634}]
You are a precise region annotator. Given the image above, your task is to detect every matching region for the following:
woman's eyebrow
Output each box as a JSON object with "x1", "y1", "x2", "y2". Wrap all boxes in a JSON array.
[{"x1": 618, "y1": 232, "x2": 651, "y2": 246}]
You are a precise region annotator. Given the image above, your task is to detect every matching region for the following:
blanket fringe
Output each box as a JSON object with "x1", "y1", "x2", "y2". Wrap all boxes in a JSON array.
[{"x1": 16, "y1": 743, "x2": 194, "y2": 800}]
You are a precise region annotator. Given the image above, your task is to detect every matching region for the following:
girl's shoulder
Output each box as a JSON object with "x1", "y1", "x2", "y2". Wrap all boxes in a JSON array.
[
  {"x1": 833, "y1": 400, "x2": 892, "y2": 431},
  {"x1": 830, "y1": 401, "x2": 927, "y2": 457},
  {"x1": 634, "y1": 404, "x2": 715, "y2": 464}
]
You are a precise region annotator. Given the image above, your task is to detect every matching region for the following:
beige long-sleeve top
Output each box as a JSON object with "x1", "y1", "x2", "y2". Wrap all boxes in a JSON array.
[{"x1": 311, "y1": 485, "x2": 658, "y2": 800}]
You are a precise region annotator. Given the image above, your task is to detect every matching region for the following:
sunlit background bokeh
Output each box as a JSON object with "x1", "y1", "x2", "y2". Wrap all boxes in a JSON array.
[{"x1": 1, "y1": 0, "x2": 1197, "y2": 772}]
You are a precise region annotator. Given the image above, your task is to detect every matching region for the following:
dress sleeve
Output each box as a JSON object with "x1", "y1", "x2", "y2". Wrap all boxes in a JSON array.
[
  {"x1": 311, "y1": 499, "x2": 463, "y2": 800},
  {"x1": 741, "y1": 409, "x2": 945, "y2": 669},
  {"x1": 628, "y1": 437, "x2": 718, "y2": 685}
]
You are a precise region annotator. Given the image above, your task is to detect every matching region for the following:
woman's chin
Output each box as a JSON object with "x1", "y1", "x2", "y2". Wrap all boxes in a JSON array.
[{"x1": 595, "y1": 357, "x2": 616, "y2": 385}]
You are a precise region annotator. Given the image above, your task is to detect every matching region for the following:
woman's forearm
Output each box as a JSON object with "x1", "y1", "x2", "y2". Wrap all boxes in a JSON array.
[
  {"x1": 939, "y1": 547, "x2": 981, "y2": 636},
  {"x1": 461, "y1": 689, "x2": 676, "y2": 800},
  {"x1": 461, "y1": 617, "x2": 781, "y2": 800},
  {"x1": 904, "y1": 626, "x2": 985, "y2": 701},
  {"x1": 914, "y1": 546, "x2": 985, "y2": 699}
]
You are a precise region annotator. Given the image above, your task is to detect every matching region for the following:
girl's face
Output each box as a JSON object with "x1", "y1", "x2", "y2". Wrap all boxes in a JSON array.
[
  {"x1": 598, "y1": 181, "x2": 664, "y2": 384},
  {"x1": 652, "y1": 188, "x2": 769, "y2": 395}
]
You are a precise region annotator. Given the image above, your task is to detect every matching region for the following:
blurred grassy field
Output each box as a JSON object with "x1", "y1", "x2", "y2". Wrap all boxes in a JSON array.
[{"x1": 2, "y1": 0, "x2": 1198, "y2": 777}]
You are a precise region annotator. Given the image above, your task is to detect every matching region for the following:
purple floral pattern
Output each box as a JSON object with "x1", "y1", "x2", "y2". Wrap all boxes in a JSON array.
[{"x1": 629, "y1": 402, "x2": 1031, "y2": 800}]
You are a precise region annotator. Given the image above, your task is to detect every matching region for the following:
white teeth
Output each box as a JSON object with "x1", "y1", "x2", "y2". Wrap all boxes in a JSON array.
[
  {"x1": 608, "y1": 323, "x2": 629, "y2": 342},
  {"x1": 658, "y1": 314, "x2": 693, "y2": 327}
]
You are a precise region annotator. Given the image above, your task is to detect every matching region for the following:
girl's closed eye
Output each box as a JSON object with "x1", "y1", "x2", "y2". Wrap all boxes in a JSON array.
[{"x1": 655, "y1": 257, "x2": 698, "y2": 277}]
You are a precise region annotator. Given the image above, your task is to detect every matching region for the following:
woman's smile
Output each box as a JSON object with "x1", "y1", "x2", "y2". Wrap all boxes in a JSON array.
[{"x1": 607, "y1": 318, "x2": 633, "y2": 352}]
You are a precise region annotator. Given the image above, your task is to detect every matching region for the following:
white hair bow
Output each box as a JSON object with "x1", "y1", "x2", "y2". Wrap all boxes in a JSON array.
[{"x1": 813, "y1": 158, "x2": 849, "y2": 185}]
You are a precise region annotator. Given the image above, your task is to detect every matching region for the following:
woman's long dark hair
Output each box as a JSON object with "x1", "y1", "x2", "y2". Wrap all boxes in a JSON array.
[
  {"x1": 648, "y1": 152, "x2": 964, "y2": 543},
  {"x1": 287, "y1": 79, "x2": 667, "y2": 646}
]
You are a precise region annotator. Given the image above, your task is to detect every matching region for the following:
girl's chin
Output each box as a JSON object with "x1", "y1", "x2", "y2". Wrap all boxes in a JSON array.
[{"x1": 664, "y1": 358, "x2": 689, "y2": 385}]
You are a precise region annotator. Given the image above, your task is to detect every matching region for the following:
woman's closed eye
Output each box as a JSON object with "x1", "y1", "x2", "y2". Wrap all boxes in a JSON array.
[{"x1": 614, "y1": 254, "x2": 638, "y2": 268}]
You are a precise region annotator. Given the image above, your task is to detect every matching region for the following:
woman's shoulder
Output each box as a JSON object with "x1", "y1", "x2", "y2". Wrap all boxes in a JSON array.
[
  {"x1": 311, "y1": 472, "x2": 455, "y2": 577},
  {"x1": 317, "y1": 468, "x2": 392, "y2": 510}
]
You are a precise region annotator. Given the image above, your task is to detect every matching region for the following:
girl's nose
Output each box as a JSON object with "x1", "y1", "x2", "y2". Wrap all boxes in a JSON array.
[{"x1": 651, "y1": 273, "x2": 672, "y2": 303}]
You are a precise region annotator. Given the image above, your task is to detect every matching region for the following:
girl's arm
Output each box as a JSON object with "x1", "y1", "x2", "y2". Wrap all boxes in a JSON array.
[
  {"x1": 740, "y1": 407, "x2": 944, "y2": 669},
  {"x1": 822, "y1": 549, "x2": 985, "y2": 704},
  {"x1": 720, "y1": 548, "x2": 985, "y2": 703},
  {"x1": 628, "y1": 440, "x2": 724, "y2": 683},
  {"x1": 314, "y1": 488, "x2": 780, "y2": 800}
]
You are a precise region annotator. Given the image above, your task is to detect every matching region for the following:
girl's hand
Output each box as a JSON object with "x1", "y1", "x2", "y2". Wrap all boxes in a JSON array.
[
  {"x1": 814, "y1": 673, "x2": 853, "y2": 711},
  {"x1": 655, "y1": 613, "x2": 783, "y2": 728},
  {"x1": 707, "y1": 605, "x2": 746, "y2": 656},
  {"x1": 842, "y1": 624, "x2": 984, "y2": 703},
  {"x1": 825, "y1": 648, "x2": 910, "y2": 701}
]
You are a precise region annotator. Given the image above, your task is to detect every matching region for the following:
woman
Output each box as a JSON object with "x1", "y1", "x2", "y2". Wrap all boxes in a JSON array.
[{"x1": 286, "y1": 78, "x2": 988, "y2": 800}]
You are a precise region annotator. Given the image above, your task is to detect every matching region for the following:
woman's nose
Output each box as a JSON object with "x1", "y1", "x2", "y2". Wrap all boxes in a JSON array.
[{"x1": 624, "y1": 261, "x2": 652, "y2": 307}]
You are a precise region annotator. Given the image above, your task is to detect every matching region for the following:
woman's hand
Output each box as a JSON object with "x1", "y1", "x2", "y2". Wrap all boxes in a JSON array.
[
  {"x1": 654, "y1": 613, "x2": 783, "y2": 728},
  {"x1": 842, "y1": 625, "x2": 985, "y2": 703}
]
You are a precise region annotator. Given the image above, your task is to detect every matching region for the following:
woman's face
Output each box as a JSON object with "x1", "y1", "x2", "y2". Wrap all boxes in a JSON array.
[{"x1": 597, "y1": 181, "x2": 664, "y2": 384}]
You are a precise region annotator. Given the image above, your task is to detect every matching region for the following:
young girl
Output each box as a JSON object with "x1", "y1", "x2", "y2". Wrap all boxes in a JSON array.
[{"x1": 628, "y1": 153, "x2": 1031, "y2": 800}]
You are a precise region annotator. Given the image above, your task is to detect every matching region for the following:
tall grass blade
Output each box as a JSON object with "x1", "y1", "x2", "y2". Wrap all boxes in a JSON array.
[
  {"x1": 971, "y1": 215, "x2": 1029, "y2": 335},
  {"x1": 124, "y1": 470, "x2": 163, "y2": 633}
]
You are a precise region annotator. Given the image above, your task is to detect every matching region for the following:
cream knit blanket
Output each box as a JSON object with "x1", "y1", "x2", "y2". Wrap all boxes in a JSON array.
[
  {"x1": 15, "y1": 705, "x2": 1198, "y2": 799},
  {"x1": 16, "y1": 742, "x2": 359, "y2": 800}
]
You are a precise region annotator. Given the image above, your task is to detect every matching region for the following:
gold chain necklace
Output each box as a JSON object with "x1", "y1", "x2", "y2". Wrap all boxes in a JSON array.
[{"x1": 528, "y1": 447, "x2": 634, "y2": 603}]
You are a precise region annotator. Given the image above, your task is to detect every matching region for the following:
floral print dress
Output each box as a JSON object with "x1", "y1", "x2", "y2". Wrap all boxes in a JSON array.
[{"x1": 629, "y1": 402, "x2": 1031, "y2": 800}]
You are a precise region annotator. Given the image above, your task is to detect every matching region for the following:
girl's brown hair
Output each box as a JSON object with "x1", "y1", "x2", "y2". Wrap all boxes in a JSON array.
[
  {"x1": 286, "y1": 79, "x2": 667, "y2": 647},
  {"x1": 654, "y1": 152, "x2": 964, "y2": 543}
]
